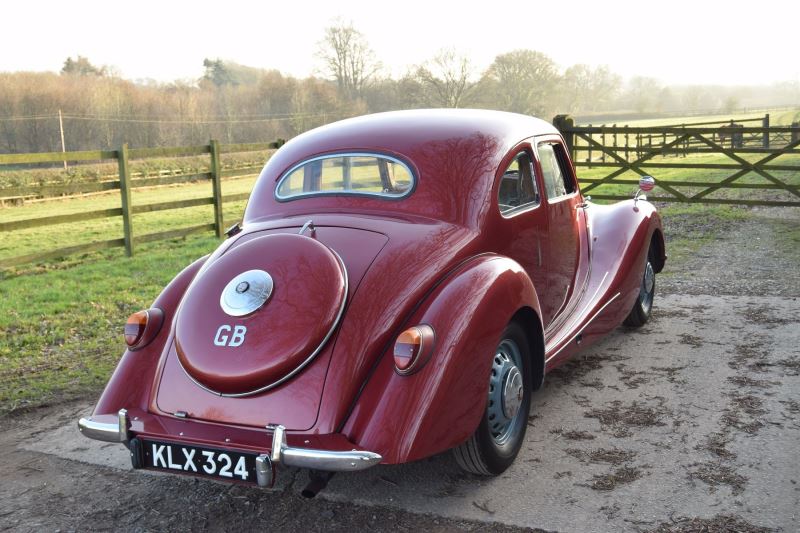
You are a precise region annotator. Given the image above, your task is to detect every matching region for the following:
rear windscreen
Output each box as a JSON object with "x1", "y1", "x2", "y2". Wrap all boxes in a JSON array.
[{"x1": 275, "y1": 153, "x2": 414, "y2": 200}]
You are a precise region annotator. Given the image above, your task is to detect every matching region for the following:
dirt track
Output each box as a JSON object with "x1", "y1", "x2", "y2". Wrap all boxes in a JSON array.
[{"x1": 1, "y1": 208, "x2": 799, "y2": 532}]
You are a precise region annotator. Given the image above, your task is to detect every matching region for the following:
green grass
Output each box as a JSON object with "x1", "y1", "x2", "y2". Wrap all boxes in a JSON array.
[{"x1": 0, "y1": 233, "x2": 222, "y2": 413}]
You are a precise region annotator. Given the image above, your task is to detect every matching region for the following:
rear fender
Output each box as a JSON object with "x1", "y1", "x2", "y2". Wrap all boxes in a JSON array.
[
  {"x1": 93, "y1": 255, "x2": 208, "y2": 415},
  {"x1": 342, "y1": 254, "x2": 542, "y2": 464}
]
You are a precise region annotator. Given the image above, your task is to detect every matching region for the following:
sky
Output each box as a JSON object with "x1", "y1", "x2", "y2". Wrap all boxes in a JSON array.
[{"x1": 2, "y1": 0, "x2": 798, "y2": 86}]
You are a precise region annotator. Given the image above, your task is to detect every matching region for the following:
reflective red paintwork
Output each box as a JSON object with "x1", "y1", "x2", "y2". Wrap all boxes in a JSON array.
[{"x1": 91, "y1": 109, "x2": 665, "y2": 468}]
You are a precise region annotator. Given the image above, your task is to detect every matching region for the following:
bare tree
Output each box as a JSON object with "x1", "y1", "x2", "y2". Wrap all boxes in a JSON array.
[
  {"x1": 414, "y1": 48, "x2": 475, "y2": 108},
  {"x1": 624, "y1": 76, "x2": 663, "y2": 113},
  {"x1": 483, "y1": 49, "x2": 559, "y2": 116},
  {"x1": 561, "y1": 64, "x2": 621, "y2": 113},
  {"x1": 317, "y1": 20, "x2": 381, "y2": 100}
]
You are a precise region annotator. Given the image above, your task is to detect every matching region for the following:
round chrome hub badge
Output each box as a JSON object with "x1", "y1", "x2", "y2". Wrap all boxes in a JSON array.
[{"x1": 220, "y1": 270, "x2": 273, "y2": 316}]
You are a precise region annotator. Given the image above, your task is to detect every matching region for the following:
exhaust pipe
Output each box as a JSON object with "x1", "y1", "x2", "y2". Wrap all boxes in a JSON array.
[{"x1": 301, "y1": 470, "x2": 335, "y2": 498}]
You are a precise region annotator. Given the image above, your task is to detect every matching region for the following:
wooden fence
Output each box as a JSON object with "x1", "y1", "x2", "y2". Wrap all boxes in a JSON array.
[
  {"x1": 0, "y1": 141, "x2": 274, "y2": 267},
  {"x1": 553, "y1": 115, "x2": 800, "y2": 207},
  {"x1": 3, "y1": 118, "x2": 800, "y2": 268}
]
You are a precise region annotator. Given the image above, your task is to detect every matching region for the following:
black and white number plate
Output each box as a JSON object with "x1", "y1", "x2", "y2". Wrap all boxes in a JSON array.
[{"x1": 142, "y1": 439, "x2": 257, "y2": 484}]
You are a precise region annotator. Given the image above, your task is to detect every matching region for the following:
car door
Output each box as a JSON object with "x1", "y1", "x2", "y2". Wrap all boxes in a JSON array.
[
  {"x1": 534, "y1": 137, "x2": 588, "y2": 330},
  {"x1": 495, "y1": 147, "x2": 549, "y2": 309}
]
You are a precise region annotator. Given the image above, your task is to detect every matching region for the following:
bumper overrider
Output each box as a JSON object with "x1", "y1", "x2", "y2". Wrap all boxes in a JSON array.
[{"x1": 78, "y1": 409, "x2": 382, "y2": 487}]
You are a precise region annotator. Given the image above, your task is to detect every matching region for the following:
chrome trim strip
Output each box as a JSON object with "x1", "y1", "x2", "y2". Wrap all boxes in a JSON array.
[
  {"x1": 545, "y1": 291, "x2": 621, "y2": 363},
  {"x1": 274, "y1": 152, "x2": 416, "y2": 201},
  {"x1": 268, "y1": 424, "x2": 382, "y2": 472},
  {"x1": 78, "y1": 409, "x2": 128, "y2": 443},
  {"x1": 178, "y1": 245, "x2": 350, "y2": 398},
  {"x1": 546, "y1": 270, "x2": 606, "y2": 342}
]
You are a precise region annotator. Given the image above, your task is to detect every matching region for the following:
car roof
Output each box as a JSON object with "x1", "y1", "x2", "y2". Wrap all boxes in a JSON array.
[
  {"x1": 278, "y1": 109, "x2": 558, "y2": 162},
  {"x1": 245, "y1": 109, "x2": 561, "y2": 226}
]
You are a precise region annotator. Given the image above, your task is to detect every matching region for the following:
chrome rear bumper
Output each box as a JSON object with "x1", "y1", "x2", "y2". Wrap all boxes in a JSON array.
[
  {"x1": 268, "y1": 424, "x2": 381, "y2": 471},
  {"x1": 77, "y1": 411, "x2": 381, "y2": 476},
  {"x1": 78, "y1": 409, "x2": 129, "y2": 442}
]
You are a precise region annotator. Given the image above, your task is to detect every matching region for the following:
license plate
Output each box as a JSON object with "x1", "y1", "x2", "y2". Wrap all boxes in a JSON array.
[{"x1": 141, "y1": 439, "x2": 258, "y2": 484}]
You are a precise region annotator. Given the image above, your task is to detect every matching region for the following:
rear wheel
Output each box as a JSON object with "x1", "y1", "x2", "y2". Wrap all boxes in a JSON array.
[
  {"x1": 453, "y1": 321, "x2": 531, "y2": 475},
  {"x1": 624, "y1": 244, "x2": 656, "y2": 327}
]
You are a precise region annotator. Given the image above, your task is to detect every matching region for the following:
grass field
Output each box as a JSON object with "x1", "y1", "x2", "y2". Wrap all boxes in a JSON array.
[{"x1": 0, "y1": 234, "x2": 222, "y2": 413}]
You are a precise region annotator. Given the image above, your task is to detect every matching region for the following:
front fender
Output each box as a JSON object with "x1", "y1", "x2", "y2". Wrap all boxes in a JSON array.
[
  {"x1": 93, "y1": 255, "x2": 208, "y2": 416},
  {"x1": 342, "y1": 254, "x2": 542, "y2": 464}
]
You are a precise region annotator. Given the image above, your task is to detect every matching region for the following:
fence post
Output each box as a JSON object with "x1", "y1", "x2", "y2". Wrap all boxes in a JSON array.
[
  {"x1": 601, "y1": 127, "x2": 606, "y2": 163},
  {"x1": 552, "y1": 114, "x2": 575, "y2": 156},
  {"x1": 624, "y1": 125, "x2": 630, "y2": 161},
  {"x1": 210, "y1": 139, "x2": 224, "y2": 238},
  {"x1": 763, "y1": 113, "x2": 770, "y2": 148},
  {"x1": 118, "y1": 143, "x2": 134, "y2": 257},
  {"x1": 588, "y1": 124, "x2": 593, "y2": 166}
]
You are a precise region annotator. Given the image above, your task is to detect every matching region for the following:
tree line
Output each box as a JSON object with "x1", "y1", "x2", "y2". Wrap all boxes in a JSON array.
[{"x1": 1, "y1": 21, "x2": 798, "y2": 154}]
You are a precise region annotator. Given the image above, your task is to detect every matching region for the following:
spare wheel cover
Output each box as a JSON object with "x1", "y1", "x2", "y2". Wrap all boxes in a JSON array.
[{"x1": 174, "y1": 233, "x2": 347, "y2": 396}]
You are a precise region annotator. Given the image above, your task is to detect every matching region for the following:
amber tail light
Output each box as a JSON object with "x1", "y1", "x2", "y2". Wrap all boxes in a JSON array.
[
  {"x1": 124, "y1": 309, "x2": 164, "y2": 350},
  {"x1": 393, "y1": 324, "x2": 435, "y2": 375}
]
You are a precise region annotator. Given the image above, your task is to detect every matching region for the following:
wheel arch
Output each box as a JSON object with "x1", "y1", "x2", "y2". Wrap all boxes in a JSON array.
[
  {"x1": 511, "y1": 306, "x2": 545, "y2": 391},
  {"x1": 342, "y1": 254, "x2": 543, "y2": 464},
  {"x1": 650, "y1": 227, "x2": 666, "y2": 273}
]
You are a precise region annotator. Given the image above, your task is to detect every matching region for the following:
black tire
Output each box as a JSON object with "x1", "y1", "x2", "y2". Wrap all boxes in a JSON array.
[
  {"x1": 453, "y1": 321, "x2": 531, "y2": 475},
  {"x1": 624, "y1": 244, "x2": 656, "y2": 327}
]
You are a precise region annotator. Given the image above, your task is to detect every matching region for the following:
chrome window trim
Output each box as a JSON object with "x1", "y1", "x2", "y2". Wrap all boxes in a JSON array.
[
  {"x1": 498, "y1": 151, "x2": 541, "y2": 218},
  {"x1": 500, "y1": 201, "x2": 541, "y2": 219},
  {"x1": 534, "y1": 141, "x2": 578, "y2": 203},
  {"x1": 274, "y1": 152, "x2": 416, "y2": 201}
]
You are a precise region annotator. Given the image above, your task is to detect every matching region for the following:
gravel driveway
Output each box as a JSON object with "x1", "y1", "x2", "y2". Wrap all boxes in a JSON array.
[{"x1": 1, "y1": 207, "x2": 798, "y2": 532}]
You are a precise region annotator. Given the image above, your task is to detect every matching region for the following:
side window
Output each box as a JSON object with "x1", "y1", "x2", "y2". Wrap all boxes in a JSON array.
[
  {"x1": 537, "y1": 142, "x2": 576, "y2": 201},
  {"x1": 497, "y1": 151, "x2": 539, "y2": 215}
]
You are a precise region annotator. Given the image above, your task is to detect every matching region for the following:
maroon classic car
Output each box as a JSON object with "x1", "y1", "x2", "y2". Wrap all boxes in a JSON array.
[{"x1": 79, "y1": 109, "x2": 665, "y2": 493}]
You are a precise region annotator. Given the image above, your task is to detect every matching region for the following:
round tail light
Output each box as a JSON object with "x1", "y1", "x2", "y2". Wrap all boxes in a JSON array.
[
  {"x1": 393, "y1": 324, "x2": 435, "y2": 375},
  {"x1": 124, "y1": 309, "x2": 164, "y2": 350}
]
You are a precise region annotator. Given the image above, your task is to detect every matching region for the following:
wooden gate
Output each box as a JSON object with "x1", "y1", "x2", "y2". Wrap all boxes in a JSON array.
[{"x1": 553, "y1": 116, "x2": 800, "y2": 207}]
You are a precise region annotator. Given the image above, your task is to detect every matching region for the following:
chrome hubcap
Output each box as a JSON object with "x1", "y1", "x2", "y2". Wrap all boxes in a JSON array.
[
  {"x1": 487, "y1": 339, "x2": 524, "y2": 445},
  {"x1": 639, "y1": 261, "x2": 655, "y2": 313},
  {"x1": 502, "y1": 366, "x2": 523, "y2": 419},
  {"x1": 644, "y1": 262, "x2": 655, "y2": 294}
]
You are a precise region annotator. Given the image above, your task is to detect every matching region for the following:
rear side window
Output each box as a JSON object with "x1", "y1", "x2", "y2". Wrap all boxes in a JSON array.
[
  {"x1": 276, "y1": 153, "x2": 414, "y2": 200},
  {"x1": 498, "y1": 152, "x2": 539, "y2": 215},
  {"x1": 537, "y1": 143, "x2": 576, "y2": 201}
]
